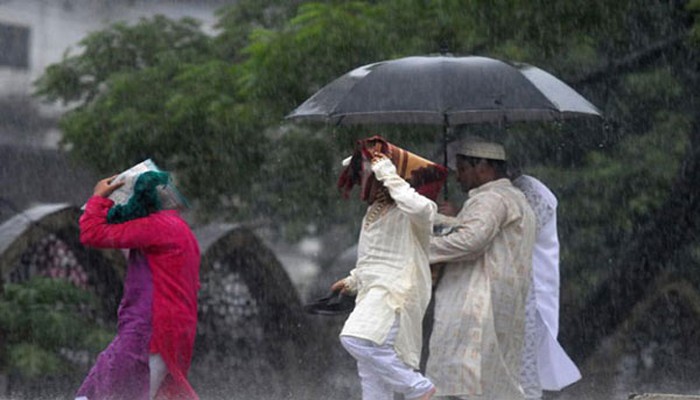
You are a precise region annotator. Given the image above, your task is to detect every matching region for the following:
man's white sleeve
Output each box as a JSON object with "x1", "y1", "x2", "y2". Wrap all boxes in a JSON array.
[
  {"x1": 372, "y1": 158, "x2": 437, "y2": 225},
  {"x1": 429, "y1": 192, "x2": 507, "y2": 264}
]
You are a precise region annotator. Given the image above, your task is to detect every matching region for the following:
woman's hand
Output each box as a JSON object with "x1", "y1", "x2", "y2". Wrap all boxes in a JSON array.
[{"x1": 93, "y1": 175, "x2": 125, "y2": 198}]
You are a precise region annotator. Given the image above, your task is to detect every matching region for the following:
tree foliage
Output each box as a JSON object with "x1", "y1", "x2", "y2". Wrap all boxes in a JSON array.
[{"x1": 0, "y1": 277, "x2": 112, "y2": 378}]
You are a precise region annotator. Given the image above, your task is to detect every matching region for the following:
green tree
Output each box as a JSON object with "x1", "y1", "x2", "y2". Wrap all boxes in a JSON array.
[
  {"x1": 35, "y1": 15, "x2": 266, "y2": 220},
  {"x1": 0, "y1": 277, "x2": 112, "y2": 379}
]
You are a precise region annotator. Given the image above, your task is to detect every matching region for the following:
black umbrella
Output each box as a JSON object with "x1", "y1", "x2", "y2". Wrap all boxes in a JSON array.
[
  {"x1": 286, "y1": 55, "x2": 601, "y2": 126},
  {"x1": 286, "y1": 55, "x2": 602, "y2": 194}
]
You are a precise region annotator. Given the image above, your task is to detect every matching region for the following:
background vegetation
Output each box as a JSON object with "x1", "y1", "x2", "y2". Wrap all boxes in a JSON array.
[{"x1": 0, "y1": 278, "x2": 112, "y2": 391}]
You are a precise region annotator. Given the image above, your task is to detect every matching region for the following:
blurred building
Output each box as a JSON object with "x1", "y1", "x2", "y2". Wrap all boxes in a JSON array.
[
  {"x1": 0, "y1": 0, "x2": 230, "y2": 106},
  {"x1": 0, "y1": 0, "x2": 232, "y2": 222}
]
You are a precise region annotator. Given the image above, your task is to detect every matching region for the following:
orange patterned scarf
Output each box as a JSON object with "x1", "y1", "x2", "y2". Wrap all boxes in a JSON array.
[{"x1": 338, "y1": 135, "x2": 448, "y2": 202}]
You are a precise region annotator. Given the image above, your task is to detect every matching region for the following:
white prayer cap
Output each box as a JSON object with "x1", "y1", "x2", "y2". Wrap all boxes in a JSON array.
[{"x1": 456, "y1": 140, "x2": 506, "y2": 161}]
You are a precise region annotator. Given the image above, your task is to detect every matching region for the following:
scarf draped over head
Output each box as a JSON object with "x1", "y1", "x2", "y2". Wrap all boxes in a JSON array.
[
  {"x1": 107, "y1": 171, "x2": 170, "y2": 224},
  {"x1": 337, "y1": 135, "x2": 448, "y2": 202}
]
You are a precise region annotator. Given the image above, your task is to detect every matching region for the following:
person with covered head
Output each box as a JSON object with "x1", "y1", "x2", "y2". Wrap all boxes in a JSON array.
[
  {"x1": 509, "y1": 170, "x2": 581, "y2": 400},
  {"x1": 426, "y1": 140, "x2": 536, "y2": 399},
  {"x1": 331, "y1": 135, "x2": 448, "y2": 400},
  {"x1": 76, "y1": 170, "x2": 200, "y2": 400}
]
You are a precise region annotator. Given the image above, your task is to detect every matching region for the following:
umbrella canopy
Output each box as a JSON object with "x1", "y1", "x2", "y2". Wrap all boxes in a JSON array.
[{"x1": 286, "y1": 55, "x2": 601, "y2": 126}]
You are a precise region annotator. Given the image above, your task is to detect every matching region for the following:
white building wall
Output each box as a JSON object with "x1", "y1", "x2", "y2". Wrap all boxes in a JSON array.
[{"x1": 0, "y1": 0, "x2": 228, "y2": 102}]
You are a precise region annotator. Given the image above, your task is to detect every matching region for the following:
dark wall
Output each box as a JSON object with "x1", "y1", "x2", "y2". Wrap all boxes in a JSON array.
[{"x1": 0, "y1": 145, "x2": 97, "y2": 224}]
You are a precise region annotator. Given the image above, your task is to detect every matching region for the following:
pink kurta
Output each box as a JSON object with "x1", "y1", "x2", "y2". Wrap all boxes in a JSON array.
[{"x1": 80, "y1": 196, "x2": 200, "y2": 400}]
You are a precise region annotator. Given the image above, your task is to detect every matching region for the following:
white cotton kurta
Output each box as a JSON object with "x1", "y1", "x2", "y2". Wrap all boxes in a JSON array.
[
  {"x1": 512, "y1": 175, "x2": 581, "y2": 392},
  {"x1": 427, "y1": 178, "x2": 536, "y2": 399},
  {"x1": 341, "y1": 158, "x2": 436, "y2": 370}
]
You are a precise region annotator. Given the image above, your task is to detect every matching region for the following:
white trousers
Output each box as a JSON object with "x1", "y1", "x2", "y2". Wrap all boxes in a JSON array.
[
  {"x1": 520, "y1": 286, "x2": 543, "y2": 400},
  {"x1": 149, "y1": 354, "x2": 168, "y2": 399},
  {"x1": 341, "y1": 318, "x2": 434, "y2": 400}
]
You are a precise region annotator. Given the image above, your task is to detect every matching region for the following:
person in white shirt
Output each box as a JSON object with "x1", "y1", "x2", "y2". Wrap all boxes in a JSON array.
[
  {"x1": 332, "y1": 136, "x2": 448, "y2": 400},
  {"x1": 427, "y1": 140, "x2": 536, "y2": 400},
  {"x1": 511, "y1": 173, "x2": 582, "y2": 399}
]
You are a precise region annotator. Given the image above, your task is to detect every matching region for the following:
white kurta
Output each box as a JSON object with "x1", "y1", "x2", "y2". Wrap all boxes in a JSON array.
[
  {"x1": 341, "y1": 158, "x2": 436, "y2": 369},
  {"x1": 427, "y1": 178, "x2": 536, "y2": 399},
  {"x1": 512, "y1": 175, "x2": 581, "y2": 391}
]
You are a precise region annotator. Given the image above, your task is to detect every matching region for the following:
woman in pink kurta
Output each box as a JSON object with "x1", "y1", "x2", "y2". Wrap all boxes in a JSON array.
[{"x1": 79, "y1": 172, "x2": 200, "y2": 400}]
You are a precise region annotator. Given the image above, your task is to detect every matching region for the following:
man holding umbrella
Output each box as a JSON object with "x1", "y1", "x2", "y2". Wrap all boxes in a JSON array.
[{"x1": 427, "y1": 140, "x2": 536, "y2": 399}]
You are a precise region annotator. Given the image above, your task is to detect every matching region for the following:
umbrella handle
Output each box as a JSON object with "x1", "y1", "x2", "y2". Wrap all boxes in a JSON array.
[{"x1": 443, "y1": 125, "x2": 449, "y2": 200}]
